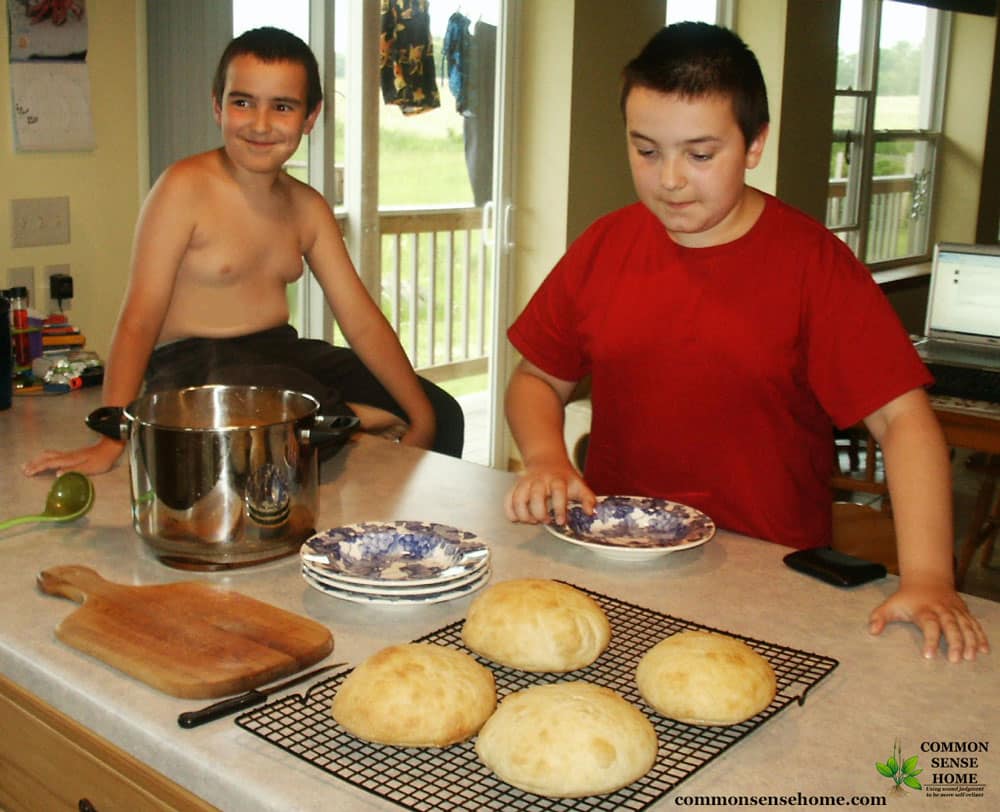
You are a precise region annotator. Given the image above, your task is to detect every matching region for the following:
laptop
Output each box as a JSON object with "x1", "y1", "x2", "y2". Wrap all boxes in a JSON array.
[{"x1": 913, "y1": 242, "x2": 1000, "y2": 372}]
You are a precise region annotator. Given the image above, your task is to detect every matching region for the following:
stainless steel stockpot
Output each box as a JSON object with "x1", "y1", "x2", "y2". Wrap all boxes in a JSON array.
[{"x1": 87, "y1": 385, "x2": 358, "y2": 570}]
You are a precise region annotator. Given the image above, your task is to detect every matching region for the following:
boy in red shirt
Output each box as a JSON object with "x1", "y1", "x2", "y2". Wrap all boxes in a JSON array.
[{"x1": 505, "y1": 22, "x2": 988, "y2": 663}]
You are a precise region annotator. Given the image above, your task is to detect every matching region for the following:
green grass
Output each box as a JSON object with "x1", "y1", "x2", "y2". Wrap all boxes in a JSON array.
[
  {"x1": 438, "y1": 372, "x2": 489, "y2": 398},
  {"x1": 380, "y1": 146, "x2": 473, "y2": 206},
  {"x1": 832, "y1": 95, "x2": 921, "y2": 131}
]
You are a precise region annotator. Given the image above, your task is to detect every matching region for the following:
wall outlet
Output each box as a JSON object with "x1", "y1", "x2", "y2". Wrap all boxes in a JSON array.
[
  {"x1": 10, "y1": 196, "x2": 70, "y2": 247},
  {"x1": 6, "y1": 266, "x2": 36, "y2": 307},
  {"x1": 44, "y1": 264, "x2": 72, "y2": 313}
]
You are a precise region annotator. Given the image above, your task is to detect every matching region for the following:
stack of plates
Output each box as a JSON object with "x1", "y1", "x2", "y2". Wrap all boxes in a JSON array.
[{"x1": 300, "y1": 521, "x2": 492, "y2": 605}]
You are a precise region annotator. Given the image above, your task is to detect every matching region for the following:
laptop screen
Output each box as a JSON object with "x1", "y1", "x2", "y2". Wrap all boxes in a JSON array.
[{"x1": 925, "y1": 242, "x2": 1000, "y2": 346}]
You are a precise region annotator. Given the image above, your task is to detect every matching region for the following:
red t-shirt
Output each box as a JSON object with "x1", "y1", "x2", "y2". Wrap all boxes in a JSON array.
[{"x1": 508, "y1": 195, "x2": 931, "y2": 549}]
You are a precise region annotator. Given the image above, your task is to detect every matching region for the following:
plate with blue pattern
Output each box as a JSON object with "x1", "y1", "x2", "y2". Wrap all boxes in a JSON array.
[
  {"x1": 544, "y1": 495, "x2": 716, "y2": 560},
  {"x1": 301, "y1": 565, "x2": 492, "y2": 605},
  {"x1": 303, "y1": 560, "x2": 490, "y2": 596},
  {"x1": 300, "y1": 521, "x2": 490, "y2": 586}
]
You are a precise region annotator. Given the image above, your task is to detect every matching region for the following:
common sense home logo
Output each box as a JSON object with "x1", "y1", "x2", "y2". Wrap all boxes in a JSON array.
[{"x1": 877, "y1": 738, "x2": 988, "y2": 799}]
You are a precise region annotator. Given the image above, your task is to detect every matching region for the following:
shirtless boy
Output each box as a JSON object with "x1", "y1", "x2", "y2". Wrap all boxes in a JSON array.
[
  {"x1": 25, "y1": 27, "x2": 462, "y2": 477},
  {"x1": 504, "y1": 23, "x2": 988, "y2": 662}
]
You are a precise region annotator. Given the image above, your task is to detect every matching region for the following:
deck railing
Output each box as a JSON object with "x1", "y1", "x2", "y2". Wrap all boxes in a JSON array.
[
  {"x1": 826, "y1": 174, "x2": 923, "y2": 262},
  {"x1": 377, "y1": 205, "x2": 492, "y2": 383}
]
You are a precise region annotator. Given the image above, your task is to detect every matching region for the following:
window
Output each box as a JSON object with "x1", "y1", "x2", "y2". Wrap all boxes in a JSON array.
[
  {"x1": 665, "y1": 0, "x2": 733, "y2": 26},
  {"x1": 827, "y1": 0, "x2": 948, "y2": 266}
]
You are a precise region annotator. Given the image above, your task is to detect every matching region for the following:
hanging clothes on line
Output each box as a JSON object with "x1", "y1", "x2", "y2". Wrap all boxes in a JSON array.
[
  {"x1": 464, "y1": 19, "x2": 496, "y2": 207},
  {"x1": 380, "y1": 0, "x2": 441, "y2": 115},
  {"x1": 442, "y1": 10, "x2": 472, "y2": 113}
]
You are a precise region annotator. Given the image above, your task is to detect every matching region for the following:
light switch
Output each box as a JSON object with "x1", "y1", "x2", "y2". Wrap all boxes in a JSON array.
[{"x1": 10, "y1": 196, "x2": 70, "y2": 247}]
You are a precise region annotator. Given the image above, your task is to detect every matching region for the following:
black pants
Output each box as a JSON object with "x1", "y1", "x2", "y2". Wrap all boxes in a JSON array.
[{"x1": 144, "y1": 325, "x2": 464, "y2": 458}]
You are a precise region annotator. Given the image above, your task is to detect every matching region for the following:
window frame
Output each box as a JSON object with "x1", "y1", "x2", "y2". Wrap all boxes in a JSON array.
[{"x1": 827, "y1": 0, "x2": 951, "y2": 268}]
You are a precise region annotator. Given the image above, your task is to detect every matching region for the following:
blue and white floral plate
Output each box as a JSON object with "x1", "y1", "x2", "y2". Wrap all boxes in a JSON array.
[
  {"x1": 544, "y1": 495, "x2": 716, "y2": 560},
  {"x1": 300, "y1": 521, "x2": 491, "y2": 586},
  {"x1": 303, "y1": 561, "x2": 490, "y2": 596},
  {"x1": 301, "y1": 565, "x2": 492, "y2": 606}
]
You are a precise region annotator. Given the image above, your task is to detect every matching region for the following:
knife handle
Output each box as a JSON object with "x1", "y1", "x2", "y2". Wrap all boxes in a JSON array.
[{"x1": 177, "y1": 689, "x2": 266, "y2": 728}]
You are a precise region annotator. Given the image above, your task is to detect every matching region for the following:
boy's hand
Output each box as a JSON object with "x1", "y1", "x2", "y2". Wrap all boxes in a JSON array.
[
  {"x1": 505, "y1": 462, "x2": 597, "y2": 525},
  {"x1": 869, "y1": 585, "x2": 990, "y2": 663},
  {"x1": 22, "y1": 437, "x2": 126, "y2": 478}
]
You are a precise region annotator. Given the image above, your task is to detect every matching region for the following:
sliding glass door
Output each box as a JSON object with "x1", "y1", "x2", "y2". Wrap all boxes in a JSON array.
[{"x1": 230, "y1": 0, "x2": 518, "y2": 467}]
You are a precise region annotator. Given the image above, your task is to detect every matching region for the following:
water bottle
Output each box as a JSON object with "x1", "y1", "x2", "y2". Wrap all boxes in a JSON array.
[
  {"x1": 8, "y1": 286, "x2": 30, "y2": 368},
  {"x1": 1, "y1": 293, "x2": 12, "y2": 411}
]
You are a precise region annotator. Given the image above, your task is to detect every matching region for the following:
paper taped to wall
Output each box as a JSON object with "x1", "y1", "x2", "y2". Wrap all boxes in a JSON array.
[{"x1": 10, "y1": 61, "x2": 95, "y2": 152}]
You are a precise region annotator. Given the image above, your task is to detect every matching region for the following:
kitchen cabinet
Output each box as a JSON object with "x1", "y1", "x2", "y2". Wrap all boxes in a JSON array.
[{"x1": 0, "y1": 674, "x2": 216, "y2": 812}]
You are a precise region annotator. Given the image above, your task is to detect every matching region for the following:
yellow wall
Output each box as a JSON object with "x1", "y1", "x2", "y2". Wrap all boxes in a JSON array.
[
  {"x1": 512, "y1": 0, "x2": 663, "y2": 318},
  {"x1": 734, "y1": 0, "x2": 786, "y2": 197},
  {"x1": 1, "y1": 0, "x2": 144, "y2": 359},
  {"x1": 510, "y1": 0, "x2": 574, "y2": 318},
  {"x1": 937, "y1": 11, "x2": 997, "y2": 243},
  {"x1": 565, "y1": 0, "x2": 664, "y2": 242}
]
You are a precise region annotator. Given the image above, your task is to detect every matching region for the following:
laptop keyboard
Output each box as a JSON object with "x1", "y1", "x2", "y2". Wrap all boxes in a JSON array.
[
  {"x1": 926, "y1": 362, "x2": 1000, "y2": 403},
  {"x1": 920, "y1": 339, "x2": 1000, "y2": 365}
]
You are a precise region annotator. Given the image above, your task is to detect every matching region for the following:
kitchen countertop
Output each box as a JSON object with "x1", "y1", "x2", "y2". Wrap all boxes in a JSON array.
[{"x1": 1, "y1": 388, "x2": 997, "y2": 811}]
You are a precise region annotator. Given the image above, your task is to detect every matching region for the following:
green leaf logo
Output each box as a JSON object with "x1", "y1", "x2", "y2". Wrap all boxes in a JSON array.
[{"x1": 875, "y1": 739, "x2": 923, "y2": 795}]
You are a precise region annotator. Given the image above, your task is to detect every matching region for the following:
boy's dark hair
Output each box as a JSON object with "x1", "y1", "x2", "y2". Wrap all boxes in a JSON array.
[
  {"x1": 212, "y1": 26, "x2": 323, "y2": 115},
  {"x1": 620, "y1": 22, "x2": 769, "y2": 149}
]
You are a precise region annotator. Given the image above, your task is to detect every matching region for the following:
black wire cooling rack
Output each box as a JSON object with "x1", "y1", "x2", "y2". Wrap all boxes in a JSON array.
[{"x1": 235, "y1": 583, "x2": 839, "y2": 811}]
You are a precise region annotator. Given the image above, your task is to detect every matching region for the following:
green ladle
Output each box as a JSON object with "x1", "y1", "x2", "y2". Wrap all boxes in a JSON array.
[{"x1": 0, "y1": 471, "x2": 95, "y2": 531}]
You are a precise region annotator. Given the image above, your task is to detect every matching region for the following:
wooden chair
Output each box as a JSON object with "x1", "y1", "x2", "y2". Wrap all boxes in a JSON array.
[
  {"x1": 830, "y1": 427, "x2": 890, "y2": 512},
  {"x1": 564, "y1": 376, "x2": 593, "y2": 473},
  {"x1": 831, "y1": 502, "x2": 900, "y2": 574},
  {"x1": 830, "y1": 426, "x2": 900, "y2": 574},
  {"x1": 956, "y1": 453, "x2": 1000, "y2": 589}
]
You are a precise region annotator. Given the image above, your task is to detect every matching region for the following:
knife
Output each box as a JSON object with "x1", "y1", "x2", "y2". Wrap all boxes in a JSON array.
[{"x1": 177, "y1": 662, "x2": 348, "y2": 729}]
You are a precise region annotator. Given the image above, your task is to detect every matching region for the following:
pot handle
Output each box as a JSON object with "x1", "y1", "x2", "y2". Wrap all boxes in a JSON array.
[
  {"x1": 86, "y1": 406, "x2": 128, "y2": 441},
  {"x1": 301, "y1": 414, "x2": 361, "y2": 446}
]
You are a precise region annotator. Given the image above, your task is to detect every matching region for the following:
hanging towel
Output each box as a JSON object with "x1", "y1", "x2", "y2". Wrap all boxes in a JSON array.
[
  {"x1": 442, "y1": 11, "x2": 472, "y2": 113},
  {"x1": 380, "y1": 0, "x2": 441, "y2": 115}
]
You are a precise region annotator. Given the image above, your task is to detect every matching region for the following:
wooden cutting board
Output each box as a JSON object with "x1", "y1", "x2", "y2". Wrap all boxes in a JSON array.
[{"x1": 38, "y1": 565, "x2": 334, "y2": 699}]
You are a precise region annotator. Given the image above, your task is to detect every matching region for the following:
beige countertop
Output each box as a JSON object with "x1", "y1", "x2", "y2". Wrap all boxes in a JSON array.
[{"x1": 1, "y1": 388, "x2": 997, "y2": 811}]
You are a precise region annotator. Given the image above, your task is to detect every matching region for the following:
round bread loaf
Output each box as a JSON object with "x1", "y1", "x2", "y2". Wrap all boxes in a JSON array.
[
  {"x1": 461, "y1": 579, "x2": 611, "y2": 672},
  {"x1": 475, "y1": 681, "x2": 658, "y2": 797},
  {"x1": 331, "y1": 643, "x2": 496, "y2": 747},
  {"x1": 635, "y1": 630, "x2": 777, "y2": 725}
]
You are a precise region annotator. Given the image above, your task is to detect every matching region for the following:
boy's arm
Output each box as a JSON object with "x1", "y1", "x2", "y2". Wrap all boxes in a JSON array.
[
  {"x1": 863, "y1": 387, "x2": 990, "y2": 661},
  {"x1": 23, "y1": 168, "x2": 195, "y2": 477},
  {"x1": 505, "y1": 359, "x2": 596, "y2": 524},
  {"x1": 302, "y1": 197, "x2": 435, "y2": 448}
]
